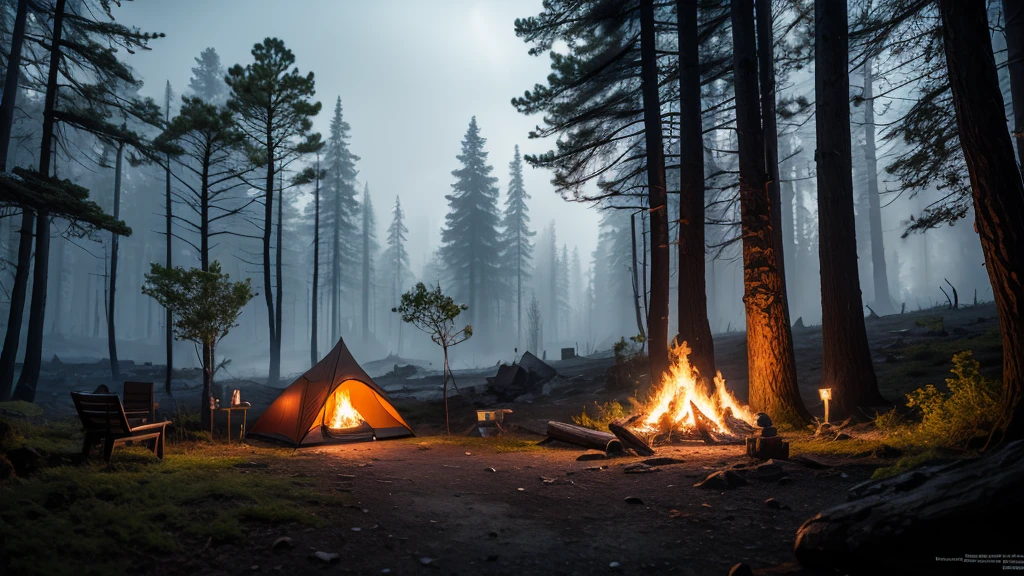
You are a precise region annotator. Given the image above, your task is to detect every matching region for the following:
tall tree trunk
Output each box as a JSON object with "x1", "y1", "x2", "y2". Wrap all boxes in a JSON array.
[
  {"x1": 939, "y1": 0, "x2": 1024, "y2": 444},
  {"x1": 639, "y1": 0, "x2": 670, "y2": 387},
  {"x1": 311, "y1": 159, "x2": 320, "y2": 366},
  {"x1": 0, "y1": 210, "x2": 33, "y2": 400},
  {"x1": 12, "y1": 0, "x2": 66, "y2": 403},
  {"x1": 630, "y1": 213, "x2": 647, "y2": 343},
  {"x1": 731, "y1": 0, "x2": 810, "y2": 427},
  {"x1": 0, "y1": 0, "x2": 27, "y2": 167},
  {"x1": 862, "y1": 56, "x2": 894, "y2": 315},
  {"x1": 200, "y1": 341, "x2": 213, "y2": 430},
  {"x1": 755, "y1": 0, "x2": 790, "y2": 322},
  {"x1": 676, "y1": 0, "x2": 716, "y2": 390},
  {"x1": 201, "y1": 157, "x2": 210, "y2": 271},
  {"x1": 1004, "y1": 0, "x2": 1024, "y2": 167},
  {"x1": 164, "y1": 83, "x2": 174, "y2": 394},
  {"x1": 264, "y1": 147, "x2": 278, "y2": 386},
  {"x1": 815, "y1": 0, "x2": 884, "y2": 418},
  {"x1": 107, "y1": 142, "x2": 124, "y2": 384},
  {"x1": 331, "y1": 191, "x2": 340, "y2": 343},
  {"x1": 0, "y1": 0, "x2": 31, "y2": 400},
  {"x1": 275, "y1": 171, "x2": 284, "y2": 377},
  {"x1": 361, "y1": 190, "x2": 370, "y2": 339}
]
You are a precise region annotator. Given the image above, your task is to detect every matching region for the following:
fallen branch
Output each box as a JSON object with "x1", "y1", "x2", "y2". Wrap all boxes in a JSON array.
[
  {"x1": 609, "y1": 420, "x2": 655, "y2": 456},
  {"x1": 944, "y1": 278, "x2": 959, "y2": 310}
]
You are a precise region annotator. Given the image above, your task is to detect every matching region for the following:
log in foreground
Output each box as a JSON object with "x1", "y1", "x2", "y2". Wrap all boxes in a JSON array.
[
  {"x1": 546, "y1": 421, "x2": 623, "y2": 454},
  {"x1": 609, "y1": 420, "x2": 655, "y2": 456},
  {"x1": 793, "y1": 440, "x2": 1024, "y2": 574}
]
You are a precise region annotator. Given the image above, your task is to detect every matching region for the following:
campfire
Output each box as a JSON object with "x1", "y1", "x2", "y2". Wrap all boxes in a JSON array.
[
  {"x1": 628, "y1": 342, "x2": 756, "y2": 445},
  {"x1": 327, "y1": 388, "x2": 365, "y2": 430}
]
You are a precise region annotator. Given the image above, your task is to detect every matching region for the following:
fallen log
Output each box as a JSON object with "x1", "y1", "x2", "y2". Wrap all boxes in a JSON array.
[
  {"x1": 723, "y1": 408, "x2": 755, "y2": 436},
  {"x1": 545, "y1": 421, "x2": 623, "y2": 454},
  {"x1": 609, "y1": 420, "x2": 655, "y2": 456}
]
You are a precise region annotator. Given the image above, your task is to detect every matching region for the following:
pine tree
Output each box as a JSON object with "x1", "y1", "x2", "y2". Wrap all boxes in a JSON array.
[
  {"x1": 383, "y1": 196, "x2": 411, "y2": 352},
  {"x1": 226, "y1": 37, "x2": 321, "y2": 386},
  {"x1": 324, "y1": 97, "x2": 360, "y2": 342},
  {"x1": 440, "y1": 117, "x2": 502, "y2": 334},
  {"x1": 360, "y1": 183, "x2": 378, "y2": 339},
  {"x1": 499, "y1": 145, "x2": 535, "y2": 348},
  {"x1": 189, "y1": 47, "x2": 228, "y2": 104}
]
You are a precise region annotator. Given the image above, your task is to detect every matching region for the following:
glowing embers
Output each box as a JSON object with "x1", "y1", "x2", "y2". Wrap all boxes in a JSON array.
[
  {"x1": 633, "y1": 342, "x2": 755, "y2": 444},
  {"x1": 327, "y1": 388, "x2": 365, "y2": 431}
]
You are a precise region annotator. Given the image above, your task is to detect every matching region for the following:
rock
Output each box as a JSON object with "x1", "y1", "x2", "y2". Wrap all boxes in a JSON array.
[
  {"x1": 311, "y1": 551, "x2": 339, "y2": 563},
  {"x1": 755, "y1": 413, "x2": 773, "y2": 428},
  {"x1": 833, "y1": 432, "x2": 852, "y2": 441},
  {"x1": 485, "y1": 467, "x2": 497, "y2": 472},
  {"x1": 624, "y1": 496, "x2": 645, "y2": 505},
  {"x1": 728, "y1": 563, "x2": 754, "y2": 576},
  {"x1": 777, "y1": 476, "x2": 794, "y2": 486},
  {"x1": 747, "y1": 460, "x2": 786, "y2": 482},
  {"x1": 641, "y1": 457, "x2": 685, "y2": 467},
  {"x1": 6, "y1": 446, "x2": 43, "y2": 476},
  {"x1": 794, "y1": 440, "x2": 1024, "y2": 574},
  {"x1": 576, "y1": 451, "x2": 607, "y2": 461},
  {"x1": 694, "y1": 470, "x2": 747, "y2": 489},
  {"x1": 872, "y1": 444, "x2": 903, "y2": 459},
  {"x1": 418, "y1": 557, "x2": 434, "y2": 566},
  {"x1": 624, "y1": 462, "x2": 659, "y2": 474},
  {"x1": 271, "y1": 536, "x2": 293, "y2": 550},
  {"x1": 764, "y1": 498, "x2": 792, "y2": 511},
  {"x1": 609, "y1": 561, "x2": 621, "y2": 569}
]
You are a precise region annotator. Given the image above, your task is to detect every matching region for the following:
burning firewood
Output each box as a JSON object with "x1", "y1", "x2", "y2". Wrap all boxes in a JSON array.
[
  {"x1": 723, "y1": 407, "x2": 755, "y2": 437},
  {"x1": 545, "y1": 421, "x2": 624, "y2": 454},
  {"x1": 690, "y1": 401, "x2": 720, "y2": 445},
  {"x1": 608, "y1": 420, "x2": 655, "y2": 456}
]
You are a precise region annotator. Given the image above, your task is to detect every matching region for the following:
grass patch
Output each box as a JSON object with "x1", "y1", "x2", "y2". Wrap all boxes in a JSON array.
[
  {"x1": 407, "y1": 435, "x2": 542, "y2": 453},
  {"x1": 871, "y1": 448, "x2": 948, "y2": 480},
  {"x1": 788, "y1": 436, "x2": 897, "y2": 457},
  {"x1": 0, "y1": 440, "x2": 345, "y2": 576},
  {"x1": 0, "y1": 400, "x2": 44, "y2": 419},
  {"x1": 572, "y1": 400, "x2": 632, "y2": 431}
]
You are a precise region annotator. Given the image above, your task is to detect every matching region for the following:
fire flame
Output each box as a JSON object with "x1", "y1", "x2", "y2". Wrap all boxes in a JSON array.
[
  {"x1": 328, "y1": 388, "x2": 364, "y2": 429},
  {"x1": 637, "y1": 342, "x2": 753, "y2": 436}
]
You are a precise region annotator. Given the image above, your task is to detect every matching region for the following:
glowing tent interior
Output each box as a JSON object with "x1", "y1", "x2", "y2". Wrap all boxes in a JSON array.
[{"x1": 247, "y1": 338, "x2": 414, "y2": 445}]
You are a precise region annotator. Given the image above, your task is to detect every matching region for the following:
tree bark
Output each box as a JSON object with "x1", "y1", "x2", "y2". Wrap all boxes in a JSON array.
[
  {"x1": 939, "y1": 0, "x2": 1024, "y2": 444},
  {"x1": 0, "y1": 0, "x2": 27, "y2": 167},
  {"x1": 164, "y1": 85, "x2": 174, "y2": 395},
  {"x1": 676, "y1": 0, "x2": 716, "y2": 391},
  {"x1": 311, "y1": 157, "x2": 320, "y2": 366},
  {"x1": 639, "y1": 0, "x2": 670, "y2": 387},
  {"x1": 0, "y1": 210, "x2": 33, "y2": 400},
  {"x1": 1004, "y1": 0, "x2": 1024, "y2": 167},
  {"x1": 815, "y1": 0, "x2": 885, "y2": 418},
  {"x1": 862, "y1": 56, "x2": 894, "y2": 315},
  {"x1": 731, "y1": 0, "x2": 810, "y2": 427},
  {"x1": 107, "y1": 142, "x2": 124, "y2": 384},
  {"x1": 755, "y1": 0, "x2": 790, "y2": 323},
  {"x1": 264, "y1": 142, "x2": 278, "y2": 386},
  {"x1": 12, "y1": 0, "x2": 66, "y2": 403}
]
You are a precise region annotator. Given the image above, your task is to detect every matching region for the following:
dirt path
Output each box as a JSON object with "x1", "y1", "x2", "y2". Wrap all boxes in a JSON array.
[{"x1": 177, "y1": 439, "x2": 873, "y2": 576}]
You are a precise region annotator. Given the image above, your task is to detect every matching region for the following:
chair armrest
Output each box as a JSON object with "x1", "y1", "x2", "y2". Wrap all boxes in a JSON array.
[{"x1": 130, "y1": 421, "x2": 170, "y2": 432}]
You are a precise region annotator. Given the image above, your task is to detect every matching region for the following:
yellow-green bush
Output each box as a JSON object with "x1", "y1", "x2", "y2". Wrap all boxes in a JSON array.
[
  {"x1": 905, "y1": 350, "x2": 1000, "y2": 447},
  {"x1": 572, "y1": 400, "x2": 631, "y2": 431}
]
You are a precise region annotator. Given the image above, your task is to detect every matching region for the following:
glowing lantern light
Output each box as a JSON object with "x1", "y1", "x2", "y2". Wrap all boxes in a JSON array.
[{"x1": 819, "y1": 388, "x2": 832, "y2": 423}]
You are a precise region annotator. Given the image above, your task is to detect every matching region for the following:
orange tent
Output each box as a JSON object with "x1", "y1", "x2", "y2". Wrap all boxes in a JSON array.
[{"x1": 247, "y1": 338, "x2": 414, "y2": 446}]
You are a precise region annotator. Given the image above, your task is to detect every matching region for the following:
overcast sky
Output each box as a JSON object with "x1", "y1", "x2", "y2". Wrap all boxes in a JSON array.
[{"x1": 116, "y1": 0, "x2": 600, "y2": 275}]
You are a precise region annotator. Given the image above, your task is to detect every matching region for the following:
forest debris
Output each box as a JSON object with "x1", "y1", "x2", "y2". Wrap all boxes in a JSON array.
[
  {"x1": 694, "y1": 470, "x2": 747, "y2": 489},
  {"x1": 624, "y1": 496, "x2": 644, "y2": 505},
  {"x1": 311, "y1": 551, "x2": 340, "y2": 563},
  {"x1": 271, "y1": 536, "x2": 292, "y2": 550},
  {"x1": 623, "y1": 462, "x2": 660, "y2": 474},
  {"x1": 608, "y1": 420, "x2": 655, "y2": 455}
]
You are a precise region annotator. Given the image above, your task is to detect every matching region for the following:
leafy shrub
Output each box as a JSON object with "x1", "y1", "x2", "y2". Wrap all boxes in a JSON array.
[
  {"x1": 905, "y1": 350, "x2": 1000, "y2": 447},
  {"x1": 572, "y1": 400, "x2": 631, "y2": 431}
]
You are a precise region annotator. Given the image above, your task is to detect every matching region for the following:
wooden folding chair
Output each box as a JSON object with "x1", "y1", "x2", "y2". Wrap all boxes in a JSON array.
[{"x1": 70, "y1": 392, "x2": 169, "y2": 463}]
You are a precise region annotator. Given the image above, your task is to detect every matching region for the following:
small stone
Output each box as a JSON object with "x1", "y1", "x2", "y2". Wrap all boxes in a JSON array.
[
  {"x1": 624, "y1": 496, "x2": 644, "y2": 505},
  {"x1": 624, "y1": 462, "x2": 659, "y2": 474},
  {"x1": 250, "y1": 566, "x2": 259, "y2": 572},
  {"x1": 312, "y1": 551, "x2": 340, "y2": 563},
  {"x1": 419, "y1": 557, "x2": 434, "y2": 566},
  {"x1": 351, "y1": 527, "x2": 361, "y2": 532},
  {"x1": 381, "y1": 569, "x2": 391, "y2": 574},
  {"x1": 271, "y1": 536, "x2": 292, "y2": 550},
  {"x1": 576, "y1": 452, "x2": 607, "y2": 461},
  {"x1": 778, "y1": 476, "x2": 794, "y2": 485},
  {"x1": 465, "y1": 452, "x2": 472, "y2": 456},
  {"x1": 485, "y1": 467, "x2": 497, "y2": 472},
  {"x1": 694, "y1": 470, "x2": 747, "y2": 489},
  {"x1": 609, "y1": 561, "x2": 621, "y2": 569},
  {"x1": 516, "y1": 487, "x2": 525, "y2": 491},
  {"x1": 728, "y1": 563, "x2": 754, "y2": 576}
]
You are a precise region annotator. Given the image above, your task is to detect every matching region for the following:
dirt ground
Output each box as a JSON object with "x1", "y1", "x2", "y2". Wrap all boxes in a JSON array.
[
  {"x1": 8, "y1": 303, "x2": 1003, "y2": 575},
  {"x1": 154, "y1": 439, "x2": 876, "y2": 576}
]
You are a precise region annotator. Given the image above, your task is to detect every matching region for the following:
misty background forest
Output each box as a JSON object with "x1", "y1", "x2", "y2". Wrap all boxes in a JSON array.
[{"x1": 0, "y1": 0, "x2": 1003, "y2": 392}]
